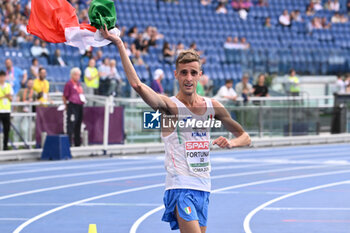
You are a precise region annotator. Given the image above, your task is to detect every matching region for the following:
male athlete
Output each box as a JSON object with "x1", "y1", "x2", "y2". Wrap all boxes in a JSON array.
[{"x1": 101, "y1": 26, "x2": 251, "y2": 233}]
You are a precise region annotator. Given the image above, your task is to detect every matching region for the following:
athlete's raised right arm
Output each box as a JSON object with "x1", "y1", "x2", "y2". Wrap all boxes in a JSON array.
[{"x1": 100, "y1": 26, "x2": 173, "y2": 112}]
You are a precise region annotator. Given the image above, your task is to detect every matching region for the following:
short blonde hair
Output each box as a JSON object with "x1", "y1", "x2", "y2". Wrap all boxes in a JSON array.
[{"x1": 175, "y1": 49, "x2": 201, "y2": 70}]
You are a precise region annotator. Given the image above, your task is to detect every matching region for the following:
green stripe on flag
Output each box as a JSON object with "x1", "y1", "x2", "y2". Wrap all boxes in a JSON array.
[{"x1": 190, "y1": 162, "x2": 209, "y2": 167}]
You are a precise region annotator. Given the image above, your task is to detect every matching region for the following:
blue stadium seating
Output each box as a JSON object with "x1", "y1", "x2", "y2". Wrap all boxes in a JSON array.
[{"x1": 2, "y1": 0, "x2": 350, "y2": 96}]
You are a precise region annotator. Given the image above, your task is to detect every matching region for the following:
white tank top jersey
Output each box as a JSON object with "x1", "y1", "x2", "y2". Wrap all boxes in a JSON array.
[{"x1": 162, "y1": 96, "x2": 215, "y2": 192}]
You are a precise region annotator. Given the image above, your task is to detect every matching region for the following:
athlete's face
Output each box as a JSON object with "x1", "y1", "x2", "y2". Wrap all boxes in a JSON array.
[{"x1": 175, "y1": 61, "x2": 202, "y2": 96}]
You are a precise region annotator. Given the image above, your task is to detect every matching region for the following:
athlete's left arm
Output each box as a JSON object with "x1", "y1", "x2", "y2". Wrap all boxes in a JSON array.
[{"x1": 211, "y1": 99, "x2": 251, "y2": 148}]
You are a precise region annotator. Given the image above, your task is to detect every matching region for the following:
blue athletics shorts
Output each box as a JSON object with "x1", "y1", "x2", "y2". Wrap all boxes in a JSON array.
[{"x1": 161, "y1": 189, "x2": 210, "y2": 230}]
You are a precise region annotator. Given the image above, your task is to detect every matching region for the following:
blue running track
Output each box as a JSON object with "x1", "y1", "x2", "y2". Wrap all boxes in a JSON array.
[{"x1": 0, "y1": 144, "x2": 350, "y2": 233}]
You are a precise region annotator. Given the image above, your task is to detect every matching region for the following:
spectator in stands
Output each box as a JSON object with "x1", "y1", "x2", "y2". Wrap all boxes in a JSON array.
[
  {"x1": 313, "y1": 0, "x2": 323, "y2": 11},
  {"x1": 162, "y1": 41, "x2": 175, "y2": 64},
  {"x1": 321, "y1": 17, "x2": 332, "y2": 29},
  {"x1": 346, "y1": 83, "x2": 350, "y2": 93},
  {"x1": 240, "y1": 37, "x2": 250, "y2": 49},
  {"x1": 175, "y1": 42, "x2": 185, "y2": 56},
  {"x1": 291, "y1": 10, "x2": 303, "y2": 22},
  {"x1": 39, "y1": 42, "x2": 50, "y2": 62},
  {"x1": 231, "y1": 0, "x2": 241, "y2": 10},
  {"x1": 84, "y1": 58, "x2": 99, "y2": 95},
  {"x1": 236, "y1": 74, "x2": 253, "y2": 103},
  {"x1": 63, "y1": 67, "x2": 85, "y2": 147},
  {"x1": 30, "y1": 58, "x2": 40, "y2": 79},
  {"x1": 142, "y1": 26, "x2": 153, "y2": 41},
  {"x1": 30, "y1": 38, "x2": 42, "y2": 57},
  {"x1": 98, "y1": 58, "x2": 110, "y2": 96},
  {"x1": 335, "y1": 75, "x2": 346, "y2": 93},
  {"x1": 151, "y1": 69, "x2": 164, "y2": 94},
  {"x1": 5, "y1": 58, "x2": 27, "y2": 95},
  {"x1": 124, "y1": 42, "x2": 133, "y2": 57},
  {"x1": 51, "y1": 49, "x2": 66, "y2": 66},
  {"x1": 81, "y1": 50, "x2": 93, "y2": 67},
  {"x1": 264, "y1": 17, "x2": 272, "y2": 28},
  {"x1": 308, "y1": 17, "x2": 322, "y2": 33},
  {"x1": 332, "y1": 0, "x2": 340, "y2": 11},
  {"x1": 0, "y1": 70, "x2": 13, "y2": 150},
  {"x1": 132, "y1": 50, "x2": 146, "y2": 66},
  {"x1": 190, "y1": 42, "x2": 206, "y2": 64},
  {"x1": 16, "y1": 30, "x2": 27, "y2": 45},
  {"x1": 288, "y1": 69, "x2": 300, "y2": 96},
  {"x1": 127, "y1": 26, "x2": 138, "y2": 39},
  {"x1": 148, "y1": 33, "x2": 158, "y2": 48},
  {"x1": 200, "y1": 0, "x2": 212, "y2": 6},
  {"x1": 279, "y1": 10, "x2": 291, "y2": 27},
  {"x1": 133, "y1": 33, "x2": 149, "y2": 53},
  {"x1": 152, "y1": 27, "x2": 164, "y2": 40},
  {"x1": 107, "y1": 59, "x2": 123, "y2": 96},
  {"x1": 215, "y1": 80, "x2": 237, "y2": 101},
  {"x1": 30, "y1": 39, "x2": 50, "y2": 62},
  {"x1": 253, "y1": 74, "x2": 269, "y2": 97},
  {"x1": 347, "y1": 0, "x2": 350, "y2": 12},
  {"x1": 94, "y1": 50, "x2": 104, "y2": 67},
  {"x1": 224, "y1": 36, "x2": 234, "y2": 49},
  {"x1": 325, "y1": 0, "x2": 340, "y2": 11},
  {"x1": 17, "y1": 78, "x2": 37, "y2": 111},
  {"x1": 16, "y1": 78, "x2": 37, "y2": 143},
  {"x1": 331, "y1": 12, "x2": 342, "y2": 23},
  {"x1": 345, "y1": 74, "x2": 350, "y2": 87},
  {"x1": 306, "y1": 5, "x2": 315, "y2": 16},
  {"x1": 256, "y1": 0, "x2": 268, "y2": 7},
  {"x1": 216, "y1": 2, "x2": 228, "y2": 14},
  {"x1": 340, "y1": 14, "x2": 348, "y2": 23},
  {"x1": 33, "y1": 67, "x2": 51, "y2": 105},
  {"x1": 233, "y1": 36, "x2": 243, "y2": 49},
  {"x1": 241, "y1": 0, "x2": 253, "y2": 11}
]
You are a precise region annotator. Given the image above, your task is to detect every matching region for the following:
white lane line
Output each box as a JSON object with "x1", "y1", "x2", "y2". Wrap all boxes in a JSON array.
[
  {"x1": 12, "y1": 183, "x2": 164, "y2": 233},
  {"x1": 216, "y1": 191, "x2": 289, "y2": 195},
  {"x1": 0, "y1": 164, "x2": 332, "y2": 201},
  {"x1": 129, "y1": 205, "x2": 165, "y2": 233},
  {"x1": 128, "y1": 169, "x2": 350, "y2": 233},
  {"x1": 212, "y1": 157, "x2": 350, "y2": 166},
  {"x1": 9, "y1": 166, "x2": 338, "y2": 233},
  {"x1": 0, "y1": 155, "x2": 164, "y2": 170},
  {"x1": 0, "y1": 172, "x2": 165, "y2": 201},
  {"x1": 0, "y1": 203, "x2": 161, "y2": 207},
  {"x1": 263, "y1": 207, "x2": 350, "y2": 211},
  {"x1": 243, "y1": 180, "x2": 350, "y2": 233},
  {"x1": 0, "y1": 160, "x2": 159, "y2": 176},
  {"x1": 0, "y1": 165, "x2": 164, "y2": 185},
  {"x1": 218, "y1": 146, "x2": 350, "y2": 159},
  {"x1": 0, "y1": 218, "x2": 28, "y2": 221},
  {"x1": 0, "y1": 163, "x2": 271, "y2": 185},
  {"x1": 211, "y1": 164, "x2": 334, "y2": 180}
]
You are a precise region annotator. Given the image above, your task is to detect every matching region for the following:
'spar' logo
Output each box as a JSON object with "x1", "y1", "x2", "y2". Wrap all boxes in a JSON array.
[{"x1": 143, "y1": 110, "x2": 161, "y2": 129}]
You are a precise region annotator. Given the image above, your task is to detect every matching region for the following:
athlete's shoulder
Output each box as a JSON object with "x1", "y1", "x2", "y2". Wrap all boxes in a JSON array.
[{"x1": 209, "y1": 98, "x2": 224, "y2": 108}]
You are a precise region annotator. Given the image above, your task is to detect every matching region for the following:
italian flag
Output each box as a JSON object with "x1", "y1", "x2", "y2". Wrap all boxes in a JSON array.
[
  {"x1": 184, "y1": 206, "x2": 192, "y2": 215},
  {"x1": 27, "y1": 0, "x2": 119, "y2": 51}
]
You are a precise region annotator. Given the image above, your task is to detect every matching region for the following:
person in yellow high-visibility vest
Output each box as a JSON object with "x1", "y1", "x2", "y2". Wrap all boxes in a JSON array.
[
  {"x1": 33, "y1": 67, "x2": 50, "y2": 104},
  {"x1": 84, "y1": 58, "x2": 99, "y2": 95},
  {"x1": 288, "y1": 69, "x2": 300, "y2": 96},
  {"x1": 0, "y1": 70, "x2": 13, "y2": 150}
]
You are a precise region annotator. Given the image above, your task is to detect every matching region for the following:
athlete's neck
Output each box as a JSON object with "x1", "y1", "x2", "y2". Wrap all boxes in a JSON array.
[{"x1": 176, "y1": 92, "x2": 200, "y2": 106}]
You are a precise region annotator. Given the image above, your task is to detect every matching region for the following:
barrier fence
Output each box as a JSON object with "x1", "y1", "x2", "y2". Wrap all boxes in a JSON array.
[{"x1": 6, "y1": 94, "x2": 349, "y2": 149}]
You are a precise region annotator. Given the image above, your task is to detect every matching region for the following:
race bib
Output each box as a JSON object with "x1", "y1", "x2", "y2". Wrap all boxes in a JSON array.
[
  {"x1": 79, "y1": 94, "x2": 87, "y2": 103},
  {"x1": 2, "y1": 98, "x2": 8, "y2": 106},
  {"x1": 185, "y1": 140, "x2": 211, "y2": 173}
]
